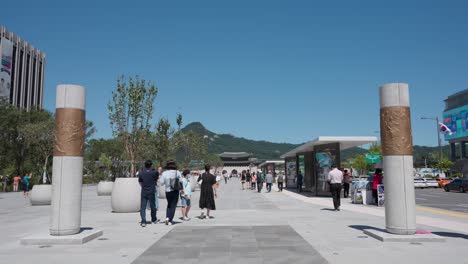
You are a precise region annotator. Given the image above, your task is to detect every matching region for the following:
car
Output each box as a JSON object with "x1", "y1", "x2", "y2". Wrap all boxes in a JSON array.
[
  {"x1": 437, "y1": 178, "x2": 453, "y2": 188},
  {"x1": 423, "y1": 178, "x2": 439, "y2": 188},
  {"x1": 444, "y1": 178, "x2": 468, "y2": 193},
  {"x1": 414, "y1": 178, "x2": 427, "y2": 188}
]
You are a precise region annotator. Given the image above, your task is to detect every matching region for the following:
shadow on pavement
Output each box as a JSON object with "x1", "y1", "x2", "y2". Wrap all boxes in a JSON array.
[
  {"x1": 349, "y1": 225, "x2": 386, "y2": 232},
  {"x1": 432, "y1": 232, "x2": 468, "y2": 240},
  {"x1": 320, "y1": 208, "x2": 336, "y2": 211}
]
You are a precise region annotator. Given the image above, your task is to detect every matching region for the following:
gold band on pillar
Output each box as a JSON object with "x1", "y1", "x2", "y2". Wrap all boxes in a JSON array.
[
  {"x1": 54, "y1": 108, "x2": 86, "y2": 157},
  {"x1": 380, "y1": 106, "x2": 413, "y2": 155}
]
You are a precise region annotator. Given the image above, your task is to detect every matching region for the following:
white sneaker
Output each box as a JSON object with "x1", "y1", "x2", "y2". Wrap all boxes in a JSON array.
[
  {"x1": 165, "y1": 218, "x2": 169, "y2": 225},
  {"x1": 199, "y1": 212, "x2": 205, "y2": 219},
  {"x1": 168, "y1": 222, "x2": 173, "y2": 226}
]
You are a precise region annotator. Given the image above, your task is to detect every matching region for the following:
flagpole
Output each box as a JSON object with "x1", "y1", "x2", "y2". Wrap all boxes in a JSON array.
[{"x1": 436, "y1": 117, "x2": 443, "y2": 161}]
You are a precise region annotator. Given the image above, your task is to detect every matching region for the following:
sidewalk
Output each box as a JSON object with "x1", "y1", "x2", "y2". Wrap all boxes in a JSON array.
[{"x1": 0, "y1": 179, "x2": 467, "y2": 264}]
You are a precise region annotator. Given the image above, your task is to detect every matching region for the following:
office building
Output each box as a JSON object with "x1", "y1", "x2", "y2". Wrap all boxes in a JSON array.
[{"x1": 0, "y1": 25, "x2": 45, "y2": 110}]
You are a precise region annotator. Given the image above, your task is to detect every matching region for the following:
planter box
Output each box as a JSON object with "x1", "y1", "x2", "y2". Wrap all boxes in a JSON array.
[
  {"x1": 97, "y1": 181, "x2": 113, "y2": 196},
  {"x1": 29, "y1": 184, "x2": 52, "y2": 206},
  {"x1": 111, "y1": 178, "x2": 140, "y2": 213}
]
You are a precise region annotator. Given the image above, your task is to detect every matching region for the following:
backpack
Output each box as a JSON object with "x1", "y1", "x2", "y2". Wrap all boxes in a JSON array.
[{"x1": 170, "y1": 171, "x2": 182, "y2": 191}]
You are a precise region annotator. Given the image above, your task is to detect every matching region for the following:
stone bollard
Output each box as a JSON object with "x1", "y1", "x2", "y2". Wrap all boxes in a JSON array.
[
  {"x1": 379, "y1": 83, "x2": 416, "y2": 235},
  {"x1": 50, "y1": 85, "x2": 86, "y2": 236}
]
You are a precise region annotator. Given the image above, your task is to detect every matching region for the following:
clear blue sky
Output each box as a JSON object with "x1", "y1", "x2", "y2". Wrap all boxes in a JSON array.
[{"x1": 3, "y1": 0, "x2": 468, "y2": 146}]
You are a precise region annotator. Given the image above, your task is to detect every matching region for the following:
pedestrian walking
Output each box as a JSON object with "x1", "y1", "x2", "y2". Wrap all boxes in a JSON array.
[
  {"x1": 13, "y1": 175, "x2": 21, "y2": 192},
  {"x1": 138, "y1": 160, "x2": 159, "y2": 227},
  {"x1": 246, "y1": 170, "x2": 252, "y2": 190},
  {"x1": 159, "y1": 160, "x2": 183, "y2": 225},
  {"x1": 328, "y1": 165, "x2": 343, "y2": 211},
  {"x1": 23, "y1": 173, "x2": 31, "y2": 198},
  {"x1": 257, "y1": 171, "x2": 264, "y2": 192},
  {"x1": 241, "y1": 171, "x2": 246, "y2": 190},
  {"x1": 223, "y1": 170, "x2": 228, "y2": 184},
  {"x1": 251, "y1": 172, "x2": 257, "y2": 190},
  {"x1": 198, "y1": 164, "x2": 217, "y2": 219},
  {"x1": 343, "y1": 170, "x2": 351, "y2": 198},
  {"x1": 277, "y1": 173, "x2": 284, "y2": 192},
  {"x1": 0, "y1": 175, "x2": 6, "y2": 192},
  {"x1": 180, "y1": 169, "x2": 192, "y2": 221},
  {"x1": 265, "y1": 171, "x2": 273, "y2": 192},
  {"x1": 372, "y1": 169, "x2": 383, "y2": 206},
  {"x1": 296, "y1": 171, "x2": 304, "y2": 193}
]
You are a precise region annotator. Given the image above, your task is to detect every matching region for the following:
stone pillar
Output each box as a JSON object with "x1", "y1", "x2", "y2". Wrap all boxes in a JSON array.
[
  {"x1": 379, "y1": 83, "x2": 416, "y2": 235},
  {"x1": 450, "y1": 143, "x2": 456, "y2": 161},
  {"x1": 50, "y1": 85, "x2": 86, "y2": 236}
]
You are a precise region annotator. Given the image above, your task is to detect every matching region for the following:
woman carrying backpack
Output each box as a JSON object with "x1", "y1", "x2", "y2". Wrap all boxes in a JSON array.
[{"x1": 159, "y1": 160, "x2": 183, "y2": 225}]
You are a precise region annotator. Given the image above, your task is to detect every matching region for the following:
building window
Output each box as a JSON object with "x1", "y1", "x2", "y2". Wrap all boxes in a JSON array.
[
  {"x1": 16, "y1": 50, "x2": 24, "y2": 108},
  {"x1": 23, "y1": 54, "x2": 30, "y2": 108},
  {"x1": 30, "y1": 58, "x2": 36, "y2": 108}
]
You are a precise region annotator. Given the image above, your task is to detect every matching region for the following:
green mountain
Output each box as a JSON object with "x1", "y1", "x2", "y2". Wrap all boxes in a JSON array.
[{"x1": 182, "y1": 122, "x2": 368, "y2": 161}]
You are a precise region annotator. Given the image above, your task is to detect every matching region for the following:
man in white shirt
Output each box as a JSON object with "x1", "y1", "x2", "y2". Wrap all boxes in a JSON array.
[{"x1": 327, "y1": 165, "x2": 343, "y2": 211}]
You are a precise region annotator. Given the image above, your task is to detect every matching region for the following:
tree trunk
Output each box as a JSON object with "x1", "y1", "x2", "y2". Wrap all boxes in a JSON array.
[{"x1": 42, "y1": 155, "x2": 49, "y2": 184}]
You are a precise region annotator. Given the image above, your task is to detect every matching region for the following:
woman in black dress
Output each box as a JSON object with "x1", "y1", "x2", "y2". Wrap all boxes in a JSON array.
[{"x1": 198, "y1": 164, "x2": 217, "y2": 219}]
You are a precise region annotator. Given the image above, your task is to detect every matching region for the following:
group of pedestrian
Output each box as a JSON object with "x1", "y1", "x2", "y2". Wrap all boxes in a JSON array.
[
  {"x1": 326, "y1": 166, "x2": 383, "y2": 211},
  {"x1": 0, "y1": 173, "x2": 32, "y2": 197},
  {"x1": 138, "y1": 160, "x2": 218, "y2": 227},
  {"x1": 238, "y1": 169, "x2": 285, "y2": 193}
]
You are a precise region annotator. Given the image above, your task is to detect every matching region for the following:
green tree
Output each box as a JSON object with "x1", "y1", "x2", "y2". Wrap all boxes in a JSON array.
[
  {"x1": 99, "y1": 153, "x2": 113, "y2": 180},
  {"x1": 108, "y1": 75, "x2": 158, "y2": 177},
  {"x1": 20, "y1": 111, "x2": 55, "y2": 184},
  {"x1": 436, "y1": 158, "x2": 453, "y2": 174},
  {"x1": 155, "y1": 118, "x2": 172, "y2": 167},
  {"x1": 352, "y1": 154, "x2": 373, "y2": 175}
]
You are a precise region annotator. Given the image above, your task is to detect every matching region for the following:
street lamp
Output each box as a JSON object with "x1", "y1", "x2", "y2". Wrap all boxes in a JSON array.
[{"x1": 420, "y1": 116, "x2": 443, "y2": 161}]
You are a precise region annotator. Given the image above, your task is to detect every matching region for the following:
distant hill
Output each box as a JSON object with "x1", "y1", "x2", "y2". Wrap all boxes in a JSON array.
[{"x1": 182, "y1": 122, "x2": 371, "y2": 161}]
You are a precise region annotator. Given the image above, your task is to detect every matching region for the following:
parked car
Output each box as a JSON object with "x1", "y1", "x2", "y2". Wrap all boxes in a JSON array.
[
  {"x1": 444, "y1": 178, "x2": 468, "y2": 193},
  {"x1": 414, "y1": 178, "x2": 427, "y2": 188},
  {"x1": 437, "y1": 178, "x2": 453, "y2": 188},
  {"x1": 423, "y1": 178, "x2": 439, "y2": 188}
]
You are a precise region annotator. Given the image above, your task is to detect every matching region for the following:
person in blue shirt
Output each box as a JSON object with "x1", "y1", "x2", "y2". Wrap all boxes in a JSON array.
[
  {"x1": 180, "y1": 169, "x2": 192, "y2": 221},
  {"x1": 23, "y1": 173, "x2": 31, "y2": 198}
]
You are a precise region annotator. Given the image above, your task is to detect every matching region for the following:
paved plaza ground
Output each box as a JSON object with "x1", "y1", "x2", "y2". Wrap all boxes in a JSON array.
[{"x1": 1, "y1": 179, "x2": 468, "y2": 264}]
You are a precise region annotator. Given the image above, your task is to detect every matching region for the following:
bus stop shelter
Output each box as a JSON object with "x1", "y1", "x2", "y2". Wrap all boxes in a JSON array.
[{"x1": 280, "y1": 136, "x2": 377, "y2": 195}]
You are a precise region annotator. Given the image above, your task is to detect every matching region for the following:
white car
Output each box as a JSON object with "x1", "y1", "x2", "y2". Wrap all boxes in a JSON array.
[
  {"x1": 414, "y1": 178, "x2": 427, "y2": 188},
  {"x1": 423, "y1": 178, "x2": 439, "y2": 188}
]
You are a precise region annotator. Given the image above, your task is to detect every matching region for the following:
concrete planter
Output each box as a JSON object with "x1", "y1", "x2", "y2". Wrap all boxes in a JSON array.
[
  {"x1": 29, "y1": 184, "x2": 52, "y2": 206},
  {"x1": 97, "y1": 181, "x2": 113, "y2": 196},
  {"x1": 111, "y1": 178, "x2": 140, "y2": 213}
]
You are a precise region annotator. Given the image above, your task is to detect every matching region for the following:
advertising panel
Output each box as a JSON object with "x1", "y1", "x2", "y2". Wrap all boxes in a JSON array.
[
  {"x1": 286, "y1": 159, "x2": 296, "y2": 187},
  {"x1": 443, "y1": 105, "x2": 468, "y2": 141},
  {"x1": 0, "y1": 37, "x2": 13, "y2": 100}
]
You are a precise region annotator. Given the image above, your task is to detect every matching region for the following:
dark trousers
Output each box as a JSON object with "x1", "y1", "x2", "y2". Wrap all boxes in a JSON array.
[
  {"x1": 140, "y1": 192, "x2": 156, "y2": 223},
  {"x1": 330, "y1": 183, "x2": 342, "y2": 210},
  {"x1": 297, "y1": 183, "x2": 302, "y2": 192},
  {"x1": 257, "y1": 182, "x2": 263, "y2": 192},
  {"x1": 266, "y1": 183, "x2": 272, "y2": 192},
  {"x1": 165, "y1": 190, "x2": 179, "y2": 222},
  {"x1": 372, "y1": 189, "x2": 378, "y2": 205},
  {"x1": 252, "y1": 182, "x2": 256, "y2": 189},
  {"x1": 278, "y1": 182, "x2": 283, "y2": 192},
  {"x1": 224, "y1": 177, "x2": 228, "y2": 184},
  {"x1": 343, "y1": 183, "x2": 350, "y2": 198}
]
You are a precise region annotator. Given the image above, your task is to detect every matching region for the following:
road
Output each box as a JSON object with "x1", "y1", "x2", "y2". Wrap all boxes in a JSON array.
[{"x1": 415, "y1": 188, "x2": 468, "y2": 213}]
